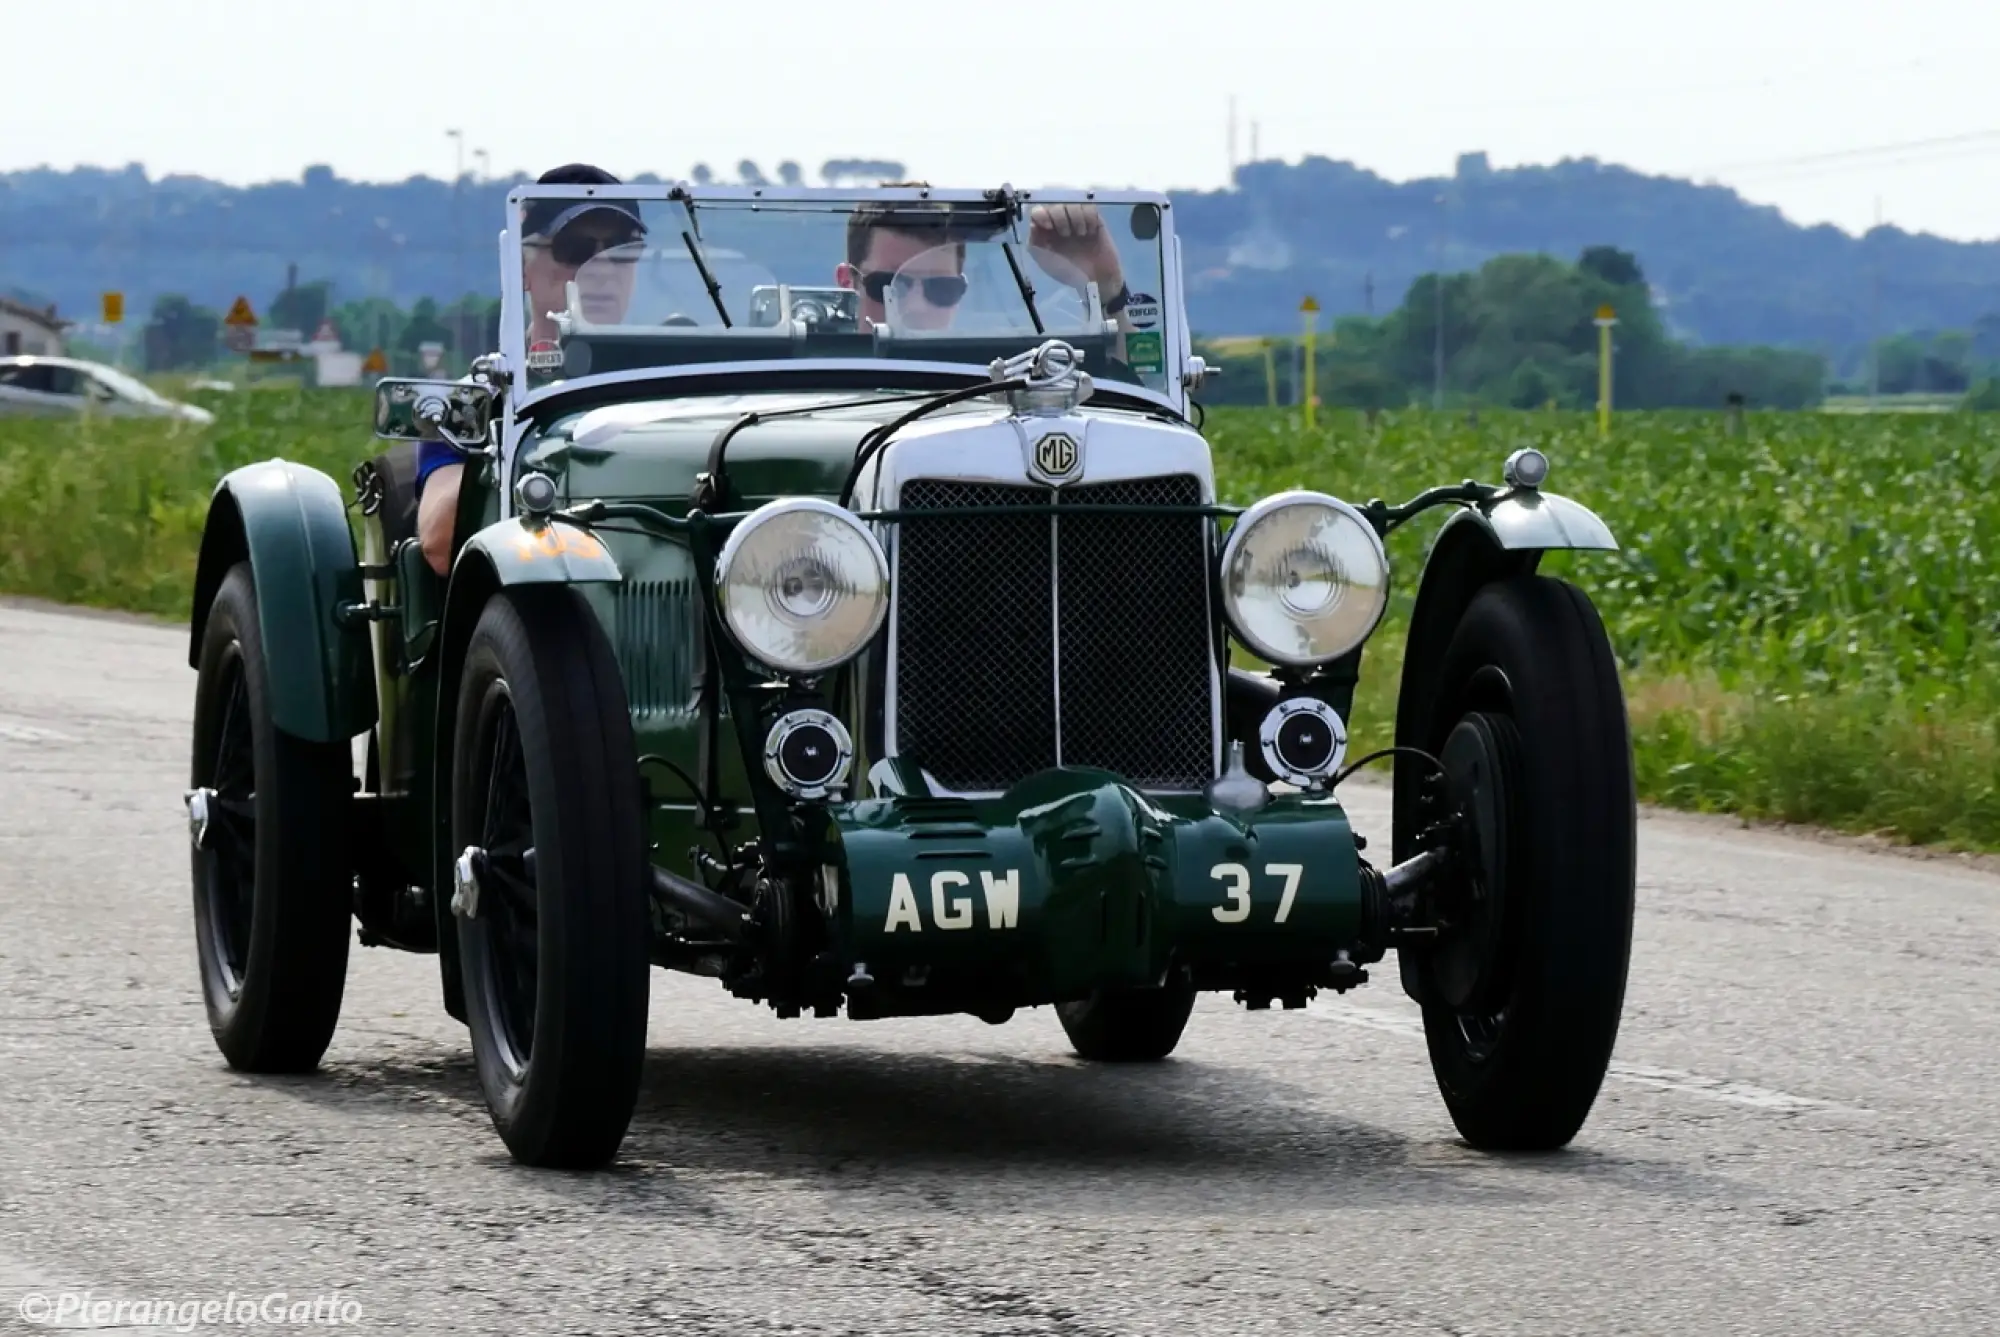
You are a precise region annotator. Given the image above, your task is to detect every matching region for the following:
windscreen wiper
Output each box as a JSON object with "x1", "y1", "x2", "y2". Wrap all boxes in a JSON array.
[
  {"x1": 681, "y1": 230, "x2": 732, "y2": 328},
  {"x1": 1000, "y1": 240, "x2": 1046, "y2": 336}
]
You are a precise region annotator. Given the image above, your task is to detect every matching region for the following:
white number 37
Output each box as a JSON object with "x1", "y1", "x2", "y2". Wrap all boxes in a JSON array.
[{"x1": 1210, "y1": 862, "x2": 1305, "y2": 924}]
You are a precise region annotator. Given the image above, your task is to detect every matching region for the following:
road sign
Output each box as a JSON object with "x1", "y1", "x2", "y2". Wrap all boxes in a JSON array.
[
  {"x1": 224, "y1": 296, "x2": 258, "y2": 327},
  {"x1": 363, "y1": 348, "x2": 388, "y2": 375},
  {"x1": 1300, "y1": 295, "x2": 1320, "y2": 314},
  {"x1": 101, "y1": 292, "x2": 123, "y2": 324},
  {"x1": 310, "y1": 319, "x2": 340, "y2": 347},
  {"x1": 1595, "y1": 304, "x2": 1617, "y2": 325}
]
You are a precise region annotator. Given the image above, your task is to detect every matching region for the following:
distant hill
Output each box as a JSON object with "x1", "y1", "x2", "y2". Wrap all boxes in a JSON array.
[{"x1": 6, "y1": 153, "x2": 1998, "y2": 369}]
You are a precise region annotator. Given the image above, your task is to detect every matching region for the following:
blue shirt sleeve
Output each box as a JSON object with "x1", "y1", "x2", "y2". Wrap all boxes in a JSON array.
[{"x1": 414, "y1": 439, "x2": 459, "y2": 495}]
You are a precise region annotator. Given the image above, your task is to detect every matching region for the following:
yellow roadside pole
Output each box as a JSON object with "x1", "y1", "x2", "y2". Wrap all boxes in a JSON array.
[
  {"x1": 102, "y1": 292, "x2": 125, "y2": 370},
  {"x1": 1263, "y1": 338, "x2": 1277, "y2": 408},
  {"x1": 1300, "y1": 295, "x2": 1320, "y2": 430},
  {"x1": 1595, "y1": 304, "x2": 1618, "y2": 438}
]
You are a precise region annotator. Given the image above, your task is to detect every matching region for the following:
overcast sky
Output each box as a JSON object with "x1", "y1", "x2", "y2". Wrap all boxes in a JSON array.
[{"x1": 10, "y1": 0, "x2": 1998, "y2": 241}]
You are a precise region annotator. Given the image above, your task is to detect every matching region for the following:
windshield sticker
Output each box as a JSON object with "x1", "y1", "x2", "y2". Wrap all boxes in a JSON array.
[
  {"x1": 526, "y1": 339, "x2": 564, "y2": 372},
  {"x1": 1126, "y1": 330, "x2": 1165, "y2": 379},
  {"x1": 1125, "y1": 292, "x2": 1161, "y2": 329}
]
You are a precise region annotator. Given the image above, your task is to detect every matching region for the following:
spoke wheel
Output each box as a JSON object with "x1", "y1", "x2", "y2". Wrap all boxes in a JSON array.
[
  {"x1": 188, "y1": 562, "x2": 354, "y2": 1072},
  {"x1": 465, "y1": 688, "x2": 540, "y2": 1077},
  {"x1": 451, "y1": 586, "x2": 651, "y2": 1169}
]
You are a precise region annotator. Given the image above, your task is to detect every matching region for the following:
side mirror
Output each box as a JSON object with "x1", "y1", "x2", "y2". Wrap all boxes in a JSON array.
[{"x1": 372, "y1": 377, "x2": 495, "y2": 453}]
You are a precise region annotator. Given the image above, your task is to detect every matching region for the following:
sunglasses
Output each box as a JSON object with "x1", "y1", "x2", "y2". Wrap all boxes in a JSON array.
[
  {"x1": 856, "y1": 270, "x2": 968, "y2": 307},
  {"x1": 533, "y1": 229, "x2": 643, "y2": 268}
]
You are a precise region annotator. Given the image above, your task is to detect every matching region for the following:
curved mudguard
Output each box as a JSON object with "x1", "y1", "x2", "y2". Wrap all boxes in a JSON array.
[
  {"x1": 188, "y1": 460, "x2": 376, "y2": 743},
  {"x1": 454, "y1": 516, "x2": 625, "y2": 586},
  {"x1": 1448, "y1": 488, "x2": 1618, "y2": 553},
  {"x1": 829, "y1": 768, "x2": 1361, "y2": 1002}
]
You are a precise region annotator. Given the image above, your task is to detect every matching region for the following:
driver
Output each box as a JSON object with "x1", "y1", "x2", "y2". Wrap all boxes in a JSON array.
[
  {"x1": 835, "y1": 186, "x2": 1135, "y2": 335},
  {"x1": 414, "y1": 162, "x2": 645, "y2": 575}
]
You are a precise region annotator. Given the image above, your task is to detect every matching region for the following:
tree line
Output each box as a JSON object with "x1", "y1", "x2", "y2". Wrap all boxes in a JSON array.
[{"x1": 13, "y1": 153, "x2": 2000, "y2": 368}]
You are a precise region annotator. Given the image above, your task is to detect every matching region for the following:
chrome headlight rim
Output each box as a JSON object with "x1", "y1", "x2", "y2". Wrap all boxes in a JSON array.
[
  {"x1": 713, "y1": 496, "x2": 890, "y2": 676},
  {"x1": 1219, "y1": 489, "x2": 1391, "y2": 668}
]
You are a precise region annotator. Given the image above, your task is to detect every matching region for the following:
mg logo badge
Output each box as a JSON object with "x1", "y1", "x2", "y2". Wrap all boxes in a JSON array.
[{"x1": 1031, "y1": 431, "x2": 1081, "y2": 484}]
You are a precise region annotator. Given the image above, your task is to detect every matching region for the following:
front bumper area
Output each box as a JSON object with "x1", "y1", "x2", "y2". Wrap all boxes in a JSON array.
[{"x1": 828, "y1": 767, "x2": 1363, "y2": 1016}]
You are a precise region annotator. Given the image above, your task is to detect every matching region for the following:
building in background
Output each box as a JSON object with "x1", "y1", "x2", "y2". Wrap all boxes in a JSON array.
[{"x1": 0, "y1": 295, "x2": 67, "y2": 357}]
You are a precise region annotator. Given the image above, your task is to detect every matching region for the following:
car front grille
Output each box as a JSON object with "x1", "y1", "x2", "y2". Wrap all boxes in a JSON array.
[{"x1": 889, "y1": 475, "x2": 1217, "y2": 794}]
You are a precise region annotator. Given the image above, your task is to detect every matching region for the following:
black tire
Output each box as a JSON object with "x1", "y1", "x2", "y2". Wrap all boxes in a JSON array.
[
  {"x1": 188, "y1": 562, "x2": 355, "y2": 1072},
  {"x1": 450, "y1": 586, "x2": 650, "y2": 1169},
  {"x1": 1413, "y1": 574, "x2": 1635, "y2": 1151},
  {"x1": 1056, "y1": 984, "x2": 1197, "y2": 1062}
]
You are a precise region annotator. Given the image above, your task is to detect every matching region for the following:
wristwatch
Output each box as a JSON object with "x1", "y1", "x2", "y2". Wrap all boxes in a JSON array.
[{"x1": 1102, "y1": 283, "x2": 1132, "y2": 317}]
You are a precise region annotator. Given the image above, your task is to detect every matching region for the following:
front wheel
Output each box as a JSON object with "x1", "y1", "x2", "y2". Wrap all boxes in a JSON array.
[
  {"x1": 188, "y1": 562, "x2": 355, "y2": 1072},
  {"x1": 450, "y1": 586, "x2": 651, "y2": 1169},
  {"x1": 1412, "y1": 575, "x2": 1636, "y2": 1151}
]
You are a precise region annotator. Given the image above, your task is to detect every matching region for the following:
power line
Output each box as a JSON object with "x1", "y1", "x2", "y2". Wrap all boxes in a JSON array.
[{"x1": 1690, "y1": 128, "x2": 2000, "y2": 178}]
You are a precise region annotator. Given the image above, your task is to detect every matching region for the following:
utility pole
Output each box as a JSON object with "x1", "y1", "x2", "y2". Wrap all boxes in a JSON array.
[
  {"x1": 471, "y1": 147, "x2": 491, "y2": 351},
  {"x1": 1228, "y1": 95, "x2": 1238, "y2": 183},
  {"x1": 446, "y1": 128, "x2": 465, "y2": 314}
]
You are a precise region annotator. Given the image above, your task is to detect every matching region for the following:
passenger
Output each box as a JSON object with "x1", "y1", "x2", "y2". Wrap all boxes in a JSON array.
[
  {"x1": 836, "y1": 185, "x2": 1136, "y2": 334},
  {"x1": 415, "y1": 162, "x2": 645, "y2": 576}
]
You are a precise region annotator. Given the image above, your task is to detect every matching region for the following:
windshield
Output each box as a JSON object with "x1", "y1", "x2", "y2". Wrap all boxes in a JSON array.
[{"x1": 507, "y1": 191, "x2": 1175, "y2": 398}]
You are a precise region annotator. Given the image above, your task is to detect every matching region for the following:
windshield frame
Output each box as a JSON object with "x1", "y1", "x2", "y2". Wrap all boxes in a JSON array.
[{"x1": 495, "y1": 183, "x2": 1189, "y2": 418}]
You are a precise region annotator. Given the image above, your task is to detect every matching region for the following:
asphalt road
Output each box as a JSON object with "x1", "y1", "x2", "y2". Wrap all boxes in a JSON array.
[{"x1": 1, "y1": 598, "x2": 1995, "y2": 1337}]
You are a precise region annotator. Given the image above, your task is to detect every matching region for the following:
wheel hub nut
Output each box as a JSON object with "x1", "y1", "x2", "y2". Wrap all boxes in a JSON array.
[
  {"x1": 451, "y1": 846, "x2": 485, "y2": 919},
  {"x1": 184, "y1": 787, "x2": 216, "y2": 851}
]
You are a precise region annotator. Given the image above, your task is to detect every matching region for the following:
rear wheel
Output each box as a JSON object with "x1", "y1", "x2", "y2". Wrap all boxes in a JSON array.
[
  {"x1": 188, "y1": 562, "x2": 354, "y2": 1072},
  {"x1": 1412, "y1": 575, "x2": 1636, "y2": 1151},
  {"x1": 1056, "y1": 984, "x2": 1197, "y2": 1062},
  {"x1": 450, "y1": 586, "x2": 651, "y2": 1169}
]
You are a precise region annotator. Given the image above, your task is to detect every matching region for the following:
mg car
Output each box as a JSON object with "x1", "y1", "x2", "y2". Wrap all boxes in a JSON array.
[{"x1": 183, "y1": 182, "x2": 1635, "y2": 1168}]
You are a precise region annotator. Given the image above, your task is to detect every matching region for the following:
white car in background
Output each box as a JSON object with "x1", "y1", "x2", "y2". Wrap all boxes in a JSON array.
[{"x1": 0, "y1": 356, "x2": 216, "y2": 425}]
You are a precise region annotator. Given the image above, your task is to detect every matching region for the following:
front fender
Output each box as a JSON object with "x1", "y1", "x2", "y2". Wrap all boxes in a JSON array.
[
  {"x1": 455, "y1": 516, "x2": 625, "y2": 587},
  {"x1": 1453, "y1": 488, "x2": 1618, "y2": 553},
  {"x1": 188, "y1": 459, "x2": 376, "y2": 743}
]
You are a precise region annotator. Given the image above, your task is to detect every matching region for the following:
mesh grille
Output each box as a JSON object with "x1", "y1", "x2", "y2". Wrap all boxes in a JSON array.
[
  {"x1": 892, "y1": 481, "x2": 1055, "y2": 792},
  {"x1": 1057, "y1": 476, "x2": 1216, "y2": 788},
  {"x1": 890, "y1": 474, "x2": 1216, "y2": 793}
]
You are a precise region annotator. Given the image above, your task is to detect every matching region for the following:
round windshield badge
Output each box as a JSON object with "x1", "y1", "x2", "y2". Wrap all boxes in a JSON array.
[{"x1": 1030, "y1": 431, "x2": 1082, "y2": 484}]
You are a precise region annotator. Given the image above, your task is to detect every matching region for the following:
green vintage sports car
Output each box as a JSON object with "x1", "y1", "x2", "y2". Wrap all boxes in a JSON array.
[{"x1": 183, "y1": 183, "x2": 1636, "y2": 1168}]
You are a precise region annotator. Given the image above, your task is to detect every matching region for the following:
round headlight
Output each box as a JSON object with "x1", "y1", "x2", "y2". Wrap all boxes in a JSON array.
[
  {"x1": 714, "y1": 498, "x2": 889, "y2": 675},
  {"x1": 1220, "y1": 491, "x2": 1389, "y2": 666}
]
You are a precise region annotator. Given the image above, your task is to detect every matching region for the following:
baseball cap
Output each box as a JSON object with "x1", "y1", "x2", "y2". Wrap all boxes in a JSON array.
[{"x1": 520, "y1": 163, "x2": 648, "y2": 241}]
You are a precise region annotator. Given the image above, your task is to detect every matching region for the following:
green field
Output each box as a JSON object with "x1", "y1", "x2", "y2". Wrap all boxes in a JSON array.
[{"x1": 3, "y1": 387, "x2": 1994, "y2": 852}]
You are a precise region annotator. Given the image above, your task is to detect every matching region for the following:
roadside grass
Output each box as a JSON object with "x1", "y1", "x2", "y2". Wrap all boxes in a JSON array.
[
  {"x1": 0, "y1": 387, "x2": 363, "y2": 617},
  {"x1": 2, "y1": 390, "x2": 1995, "y2": 853}
]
